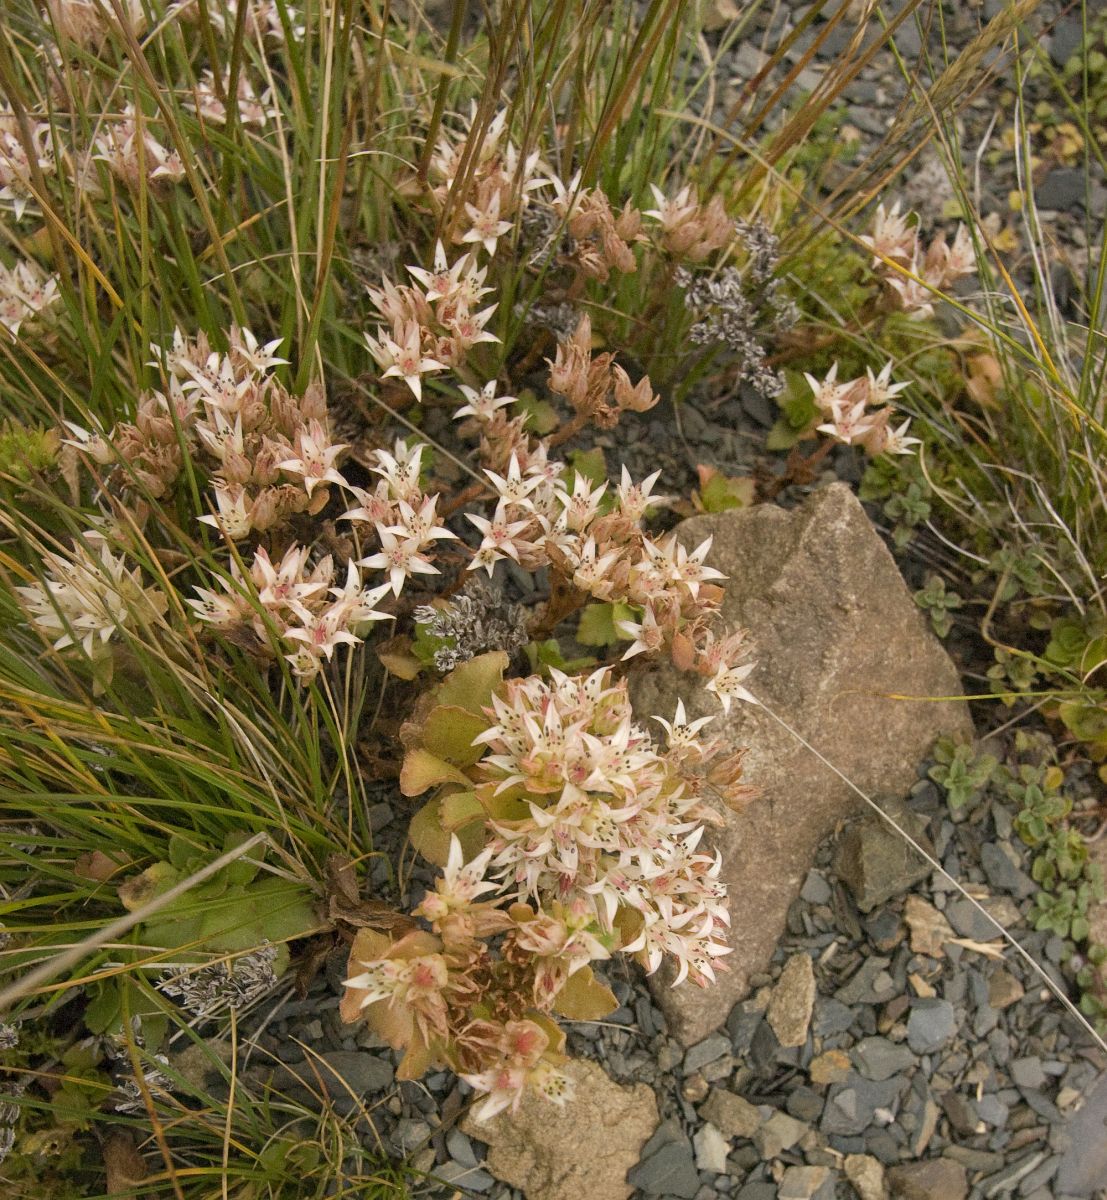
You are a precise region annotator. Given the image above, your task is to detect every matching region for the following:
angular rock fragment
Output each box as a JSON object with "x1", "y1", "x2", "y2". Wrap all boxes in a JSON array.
[{"x1": 631, "y1": 485, "x2": 970, "y2": 1043}]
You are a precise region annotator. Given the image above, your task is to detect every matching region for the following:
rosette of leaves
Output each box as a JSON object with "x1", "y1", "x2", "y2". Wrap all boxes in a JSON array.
[{"x1": 83, "y1": 833, "x2": 318, "y2": 1045}]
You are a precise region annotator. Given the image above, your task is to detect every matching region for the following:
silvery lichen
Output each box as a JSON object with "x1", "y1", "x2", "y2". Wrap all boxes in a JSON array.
[
  {"x1": 414, "y1": 576, "x2": 529, "y2": 671},
  {"x1": 156, "y1": 944, "x2": 279, "y2": 1018}
]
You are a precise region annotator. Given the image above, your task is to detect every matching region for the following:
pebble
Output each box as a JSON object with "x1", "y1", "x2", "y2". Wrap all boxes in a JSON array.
[
  {"x1": 851, "y1": 1036, "x2": 917, "y2": 1082},
  {"x1": 906, "y1": 999, "x2": 957, "y2": 1054},
  {"x1": 887, "y1": 1157, "x2": 967, "y2": 1200},
  {"x1": 1010, "y1": 1057, "x2": 1047, "y2": 1090},
  {"x1": 801, "y1": 870, "x2": 831, "y2": 905},
  {"x1": 700, "y1": 1089, "x2": 761, "y2": 1140},
  {"x1": 627, "y1": 1136, "x2": 701, "y2": 1199},
  {"x1": 684, "y1": 1033, "x2": 733, "y2": 1075},
  {"x1": 777, "y1": 1164, "x2": 831, "y2": 1200},
  {"x1": 433, "y1": 1161, "x2": 496, "y2": 1191},
  {"x1": 693, "y1": 1123, "x2": 731, "y2": 1174}
]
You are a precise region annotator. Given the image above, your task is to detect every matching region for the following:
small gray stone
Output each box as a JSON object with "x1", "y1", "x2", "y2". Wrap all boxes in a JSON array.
[
  {"x1": 446, "y1": 1128, "x2": 479, "y2": 1169},
  {"x1": 975, "y1": 1094, "x2": 1009, "y2": 1128},
  {"x1": 735, "y1": 1184, "x2": 778, "y2": 1200},
  {"x1": 813, "y1": 998, "x2": 855, "y2": 1035},
  {"x1": 980, "y1": 842, "x2": 1036, "y2": 898},
  {"x1": 836, "y1": 958, "x2": 896, "y2": 1006},
  {"x1": 1016, "y1": 1155, "x2": 1059, "y2": 1195},
  {"x1": 433, "y1": 1162, "x2": 496, "y2": 1192},
  {"x1": 786, "y1": 1085, "x2": 826, "y2": 1123},
  {"x1": 1036, "y1": 168, "x2": 1086, "y2": 212},
  {"x1": 684, "y1": 1033, "x2": 733, "y2": 1075},
  {"x1": 979, "y1": 1151, "x2": 1047, "y2": 1197},
  {"x1": 801, "y1": 870, "x2": 832, "y2": 905},
  {"x1": 821, "y1": 1074, "x2": 909, "y2": 1137},
  {"x1": 945, "y1": 897, "x2": 1002, "y2": 941},
  {"x1": 1049, "y1": 16, "x2": 1083, "y2": 66},
  {"x1": 272, "y1": 1050, "x2": 394, "y2": 1098},
  {"x1": 852, "y1": 1037, "x2": 917, "y2": 1082},
  {"x1": 627, "y1": 1138, "x2": 701, "y2": 1198},
  {"x1": 906, "y1": 1000, "x2": 957, "y2": 1054},
  {"x1": 1010, "y1": 1057, "x2": 1047, "y2": 1090},
  {"x1": 755, "y1": 1109, "x2": 808, "y2": 1158},
  {"x1": 391, "y1": 1117, "x2": 431, "y2": 1153},
  {"x1": 835, "y1": 805, "x2": 935, "y2": 913}
]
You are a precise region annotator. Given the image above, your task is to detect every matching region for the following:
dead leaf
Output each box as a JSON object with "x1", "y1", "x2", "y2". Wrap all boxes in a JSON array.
[{"x1": 75, "y1": 849, "x2": 128, "y2": 883}]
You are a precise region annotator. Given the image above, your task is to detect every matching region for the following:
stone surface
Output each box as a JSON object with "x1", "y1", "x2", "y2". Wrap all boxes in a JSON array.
[
  {"x1": 700, "y1": 1088, "x2": 761, "y2": 1139},
  {"x1": 844, "y1": 1153, "x2": 887, "y2": 1200},
  {"x1": 903, "y1": 896, "x2": 954, "y2": 957},
  {"x1": 461, "y1": 1059, "x2": 657, "y2": 1200},
  {"x1": 270, "y1": 1049, "x2": 394, "y2": 1097},
  {"x1": 693, "y1": 1123, "x2": 730, "y2": 1174},
  {"x1": 1055, "y1": 1070, "x2": 1107, "y2": 1197},
  {"x1": 626, "y1": 1134, "x2": 700, "y2": 1198},
  {"x1": 630, "y1": 485, "x2": 971, "y2": 1043},
  {"x1": 835, "y1": 803, "x2": 935, "y2": 914},
  {"x1": 886, "y1": 1158, "x2": 967, "y2": 1200},
  {"x1": 906, "y1": 999, "x2": 957, "y2": 1055},
  {"x1": 778, "y1": 1164, "x2": 830, "y2": 1199},
  {"x1": 767, "y1": 952, "x2": 816, "y2": 1048}
]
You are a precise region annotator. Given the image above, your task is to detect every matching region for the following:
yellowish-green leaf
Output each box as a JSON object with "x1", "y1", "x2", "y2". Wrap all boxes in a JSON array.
[
  {"x1": 399, "y1": 748, "x2": 472, "y2": 797},
  {"x1": 434, "y1": 651, "x2": 507, "y2": 715},
  {"x1": 409, "y1": 799, "x2": 484, "y2": 867},
  {"x1": 421, "y1": 705, "x2": 489, "y2": 767},
  {"x1": 440, "y1": 790, "x2": 485, "y2": 832},
  {"x1": 552, "y1": 965, "x2": 618, "y2": 1021}
]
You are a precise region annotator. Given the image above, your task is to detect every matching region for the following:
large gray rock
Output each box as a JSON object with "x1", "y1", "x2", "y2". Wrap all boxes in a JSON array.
[
  {"x1": 631, "y1": 484, "x2": 971, "y2": 1045},
  {"x1": 461, "y1": 1059, "x2": 657, "y2": 1200}
]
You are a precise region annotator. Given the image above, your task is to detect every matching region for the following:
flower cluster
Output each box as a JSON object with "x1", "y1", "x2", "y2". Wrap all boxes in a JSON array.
[
  {"x1": 176, "y1": 0, "x2": 302, "y2": 43},
  {"x1": 0, "y1": 258, "x2": 60, "y2": 337},
  {"x1": 344, "y1": 660, "x2": 751, "y2": 1118},
  {"x1": 67, "y1": 326, "x2": 349, "y2": 536},
  {"x1": 546, "y1": 313, "x2": 660, "y2": 429},
  {"x1": 547, "y1": 177, "x2": 642, "y2": 282},
  {"x1": 15, "y1": 535, "x2": 168, "y2": 661},
  {"x1": 479, "y1": 668, "x2": 733, "y2": 984},
  {"x1": 188, "y1": 542, "x2": 392, "y2": 680},
  {"x1": 0, "y1": 105, "x2": 55, "y2": 221},
  {"x1": 644, "y1": 184, "x2": 733, "y2": 262},
  {"x1": 363, "y1": 243, "x2": 497, "y2": 399},
  {"x1": 185, "y1": 71, "x2": 277, "y2": 128},
  {"x1": 341, "y1": 439, "x2": 458, "y2": 596},
  {"x1": 92, "y1": 105, "x2": 186, "y2": 191},
  {"x1": 861, "y1": 201, "x2": 974, "y2": 320},
  {"x1": 805, "y1": 361, "x2": 920, "y2": 457},
  {"x1": 427, "y1": 107, "x2": 547, "y2": 257}
]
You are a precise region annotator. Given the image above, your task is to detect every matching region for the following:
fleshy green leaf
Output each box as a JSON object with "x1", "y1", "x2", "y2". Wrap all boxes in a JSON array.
[{"x1": 552, "y1": 965, "x2": 619, "y2": 1020}]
